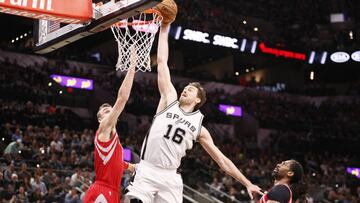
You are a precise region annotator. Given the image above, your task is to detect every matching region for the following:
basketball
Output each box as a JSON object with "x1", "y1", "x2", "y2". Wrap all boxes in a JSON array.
[{"x1": 154, "y1": 0, "x2": 178, "y2": 24}]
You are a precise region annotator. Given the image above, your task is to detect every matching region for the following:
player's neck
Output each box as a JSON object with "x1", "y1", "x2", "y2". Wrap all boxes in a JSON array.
[
  {"x1": 179, "y1": 103, "x2": 195, "y2": 113},
  {"x1": 274, "y1": 178, "x2": 290, "y2": 186}
]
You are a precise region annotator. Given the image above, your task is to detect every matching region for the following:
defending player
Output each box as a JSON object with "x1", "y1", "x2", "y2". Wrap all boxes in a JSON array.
[
  {"x1": 125, "y1": 22, "x2": 263, "y2": 203},
  {"x1": 259, "y1": 160, "x2": 307, "y2": 203},
  {"x1": 84, "y1": 50, "x2": 137, "y2": 203}
]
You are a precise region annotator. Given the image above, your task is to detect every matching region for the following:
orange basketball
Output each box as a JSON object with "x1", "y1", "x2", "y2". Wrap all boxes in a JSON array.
[{"x1": 154, "y1": 0, "x2": 178, "y2": 24}]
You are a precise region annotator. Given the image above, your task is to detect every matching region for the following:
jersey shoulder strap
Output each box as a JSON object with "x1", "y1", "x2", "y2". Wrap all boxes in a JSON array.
[{"x1": 154, "y1": 100, "x2": 179, "y2": 117}]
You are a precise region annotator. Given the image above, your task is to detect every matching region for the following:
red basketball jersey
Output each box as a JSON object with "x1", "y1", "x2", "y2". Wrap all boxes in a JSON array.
[
  {"x1": 259, "y1": 184, "x2": 292, "y2": 203},
  {"x1": 84, "y1": 131, "x2": 126, "y2": 203}
]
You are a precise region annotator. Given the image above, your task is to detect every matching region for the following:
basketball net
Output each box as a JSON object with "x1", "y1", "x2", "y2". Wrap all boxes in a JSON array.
[{"x1": 111, "y1": 9, "x2": 163, "y2": 72}]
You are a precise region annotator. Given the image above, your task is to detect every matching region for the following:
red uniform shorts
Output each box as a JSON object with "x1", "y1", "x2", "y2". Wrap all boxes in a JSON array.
[{"x1": 84, "y1": 181, "x2": 120, "y2": 203}]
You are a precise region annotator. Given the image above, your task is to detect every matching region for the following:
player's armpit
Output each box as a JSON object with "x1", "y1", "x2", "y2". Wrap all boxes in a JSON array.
[
  {"x1": 156, "y1": 93, "x2": 178, "y2": 114},
  {"x1": 156, "y1": 97, "x2": 167, "y2": 114}
]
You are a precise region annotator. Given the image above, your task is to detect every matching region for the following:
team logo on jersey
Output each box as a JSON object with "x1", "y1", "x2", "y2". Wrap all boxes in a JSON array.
[
  {"x1": 95, "y1": 194, "x2": 108, "y2": 203},
  {"x1": 166, "y1": 113, "x2": 196, "y2": 132}
]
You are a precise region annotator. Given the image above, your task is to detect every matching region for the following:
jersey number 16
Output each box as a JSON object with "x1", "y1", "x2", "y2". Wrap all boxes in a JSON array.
[{"x1": 164, "y1": 124, "x2": 185, "y2": 144}]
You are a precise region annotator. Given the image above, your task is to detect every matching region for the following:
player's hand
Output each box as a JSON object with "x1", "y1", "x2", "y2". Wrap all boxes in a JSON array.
[
  {"x1": 128, "y1": 163, "x2": 137, "y2": 175},
  {"x1": 246, "y1": 184, "x2": 264, "y2": 199}
]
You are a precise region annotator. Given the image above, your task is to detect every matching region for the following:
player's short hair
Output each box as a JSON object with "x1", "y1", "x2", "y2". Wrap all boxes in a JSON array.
[
  {"x1": 188, "y1": 82, "x2": 207, "y2": 110},
  {"x1": 97, "y1": 103, "x2": 112, "y2": 120}
]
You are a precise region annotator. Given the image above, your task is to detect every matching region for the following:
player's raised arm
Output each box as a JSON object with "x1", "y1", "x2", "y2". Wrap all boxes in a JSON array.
[
  {"x1": 156, "y1": 24, "x2": 178, "y2": 113},
  {"x1": 198, "y1": 126, "x2": 264, "y2": 199},
  {"x1": 98, "y1": 50, "x2": 137, "y2": 137}
]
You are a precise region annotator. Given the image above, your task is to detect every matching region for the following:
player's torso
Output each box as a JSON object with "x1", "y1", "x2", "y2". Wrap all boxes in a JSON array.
[
  {"x1": 141, "y1": 101, "x2": 204, "y2": 169},
  {"x1": 94, "y1": 131, "x2": 124, "y2": 188},
  {"x1": 259, "y1": 184, "x2": 292, "y2": 203}
]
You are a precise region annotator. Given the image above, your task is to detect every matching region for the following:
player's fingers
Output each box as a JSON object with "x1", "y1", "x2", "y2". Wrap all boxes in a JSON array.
[
  {"x1": 257, "y1": 189, "x2": 265, "y2": 195},
  {"x1": 247, "y1": 190, "x2": 254, "y2": 200}
]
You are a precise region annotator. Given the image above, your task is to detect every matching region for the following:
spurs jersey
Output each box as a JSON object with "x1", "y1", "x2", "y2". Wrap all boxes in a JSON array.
[{"x1": 141, "y1": 100, "x2": 204, "y2": 169}]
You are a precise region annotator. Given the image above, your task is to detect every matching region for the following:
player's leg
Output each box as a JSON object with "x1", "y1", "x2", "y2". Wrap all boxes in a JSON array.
[
  {"x1": 124, "y1": 162, "x2": 158, "y2": 203},
  {"x1": 125, "y1": 179, "x2": 155, "y2": 203},
  {"x1": 153, "y1": 173, "x2": 183, "y2": 203}
]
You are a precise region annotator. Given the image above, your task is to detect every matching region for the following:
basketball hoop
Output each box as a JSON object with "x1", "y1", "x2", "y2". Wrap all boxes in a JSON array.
[{"x1": 111, "y1": 9, "x2": 163, "y2": 72}]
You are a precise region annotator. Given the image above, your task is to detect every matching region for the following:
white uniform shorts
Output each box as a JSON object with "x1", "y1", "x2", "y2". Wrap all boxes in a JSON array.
[{"x1": 125, "y1": 160, "x2": 183, "y2": 203}]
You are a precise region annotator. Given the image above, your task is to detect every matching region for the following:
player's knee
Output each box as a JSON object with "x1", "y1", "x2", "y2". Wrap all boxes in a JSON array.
[{"x1": 130, "y1": 199, "x2": 143, "y2": 203}]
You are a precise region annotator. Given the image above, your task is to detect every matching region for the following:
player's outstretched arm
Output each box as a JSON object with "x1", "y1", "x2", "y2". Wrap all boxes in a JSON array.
[
  {"x1": 198, "y1": 126, "x2": 264, "y2": 199},
  {"x1": 156, "y1": 24, "x2": 177, "y2": 113},
  {"x1": 98, "y1": 50, "x2": 136, "y2": 138}
]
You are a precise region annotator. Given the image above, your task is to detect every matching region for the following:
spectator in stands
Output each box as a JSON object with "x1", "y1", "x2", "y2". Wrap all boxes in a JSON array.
[
  {"x1": 31, "y1": 174, "x2": 48, "y2": 196},
  {"x1": 70, "y1": 168, "x2": 83, "y2": 187},
  {"x1": 11, "y1": 128, "x2": 22, "y2": 142},
  {"x1": 0, "y1": 173, "x2": 5, "y2": 190},
  {"x1": 10, "y1": 173, "x2": 21, "y2": 191},
  {"x1": 3, "y1": 161, "x2": 16, "y2": 182},
  {"x1": 13, "y1": 186, "x2": 29, "y2": 203},
  {"x1": 64, "y1": 177, "x2": 73, "y2": 193},
  {"x1": 44, "y1": 188, "x2": 57, "y2": 203},
  {"x1": 18, "y1": 162, "x2": 31, "y2": 180},
  {"x1": 29, "y1": 187, "x2": 43, "y2": 202},
  {"x1": 3, "y1": 139, "x2": 22, "y2": 160},
  {"x1": 210, "y1": 176, "x2": 224, "y2": 191},
  {"x1": 49, "y1": 154, "x2": 64, "y2": 169},
  {"x1": 0, "y1": 184, "x2": 15, "y2": 202},
  {"x1": 65, "y1": 187, "x2": 81, "y2": 203},
  {"x1": 43, "y1": 167, "x2": 57, "y2": 188}
]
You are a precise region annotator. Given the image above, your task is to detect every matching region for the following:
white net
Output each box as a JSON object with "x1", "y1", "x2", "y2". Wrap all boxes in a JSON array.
[{"x1": 111, "y1": 10, "x2": 163, "y2": 72}]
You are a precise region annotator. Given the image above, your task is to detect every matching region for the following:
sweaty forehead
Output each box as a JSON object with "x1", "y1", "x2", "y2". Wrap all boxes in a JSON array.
[{"x1": 184, "y1": 85, "x2": 197, "y2": 91}]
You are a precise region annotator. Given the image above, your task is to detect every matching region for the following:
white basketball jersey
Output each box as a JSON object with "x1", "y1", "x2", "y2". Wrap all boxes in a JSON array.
[{"x1": 140, "y1": 101, "x2": 204, "y2": 169}]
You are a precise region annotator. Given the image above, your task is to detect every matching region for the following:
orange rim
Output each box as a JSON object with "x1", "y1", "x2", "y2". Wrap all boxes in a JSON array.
[
  {"x1": 143, "y1": 8, "x2": 162, "y2": 16},
  {"x1": 113, "y1": 9, "x2": 163, "y2": 27}
]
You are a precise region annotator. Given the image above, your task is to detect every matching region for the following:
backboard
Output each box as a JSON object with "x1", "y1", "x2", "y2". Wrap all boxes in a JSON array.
[{"x1": 33, "y1": 0, "x2": 161, "y2": 54}]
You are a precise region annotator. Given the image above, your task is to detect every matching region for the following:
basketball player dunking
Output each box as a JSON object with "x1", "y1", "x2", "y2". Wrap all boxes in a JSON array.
[
  {"x1": 84, "y1": 53, "x2": 137, "y2": 203},
  {"x1": 125, "y1": 23, "x2": 263, "y2": 203},
  {"x1": 259, "y1": 160, "x2": 306, "y2": 203}
]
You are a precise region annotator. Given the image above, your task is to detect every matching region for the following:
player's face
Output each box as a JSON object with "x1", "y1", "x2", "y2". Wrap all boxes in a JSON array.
[
  {"x1": 179, "y1": 85, "x2": 201, "y2": 107},
  {"x1": 98, "y1": 106, "x2": 112, "y2": 122},
  {"x1": 272, "y1": 160, "x2": 292, "y2": 180}
]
